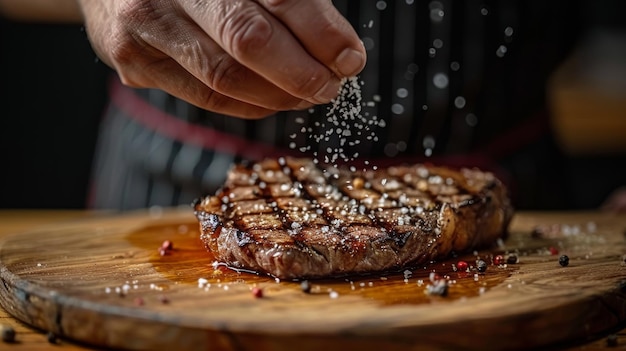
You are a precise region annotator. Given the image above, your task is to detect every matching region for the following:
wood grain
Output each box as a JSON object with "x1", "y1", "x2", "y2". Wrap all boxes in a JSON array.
[{"x1": 0, "y1": 209, "x2": 625, "y2": 351}]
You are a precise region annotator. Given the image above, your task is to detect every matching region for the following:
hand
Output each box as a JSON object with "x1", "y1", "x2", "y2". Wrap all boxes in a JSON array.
[{"x1": 77, "y1": 0, "x2": 366, "y2": 118}]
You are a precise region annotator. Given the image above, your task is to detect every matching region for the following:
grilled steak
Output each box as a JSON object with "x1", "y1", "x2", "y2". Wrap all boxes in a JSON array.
[{"x1": 194, "y1": 157, "x2": 513, "y2": 280}]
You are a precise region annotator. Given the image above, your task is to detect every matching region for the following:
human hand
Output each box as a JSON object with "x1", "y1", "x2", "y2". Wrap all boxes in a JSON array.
[{"x1": 77, "y1": 0, "x2": 366, "y2": 118}]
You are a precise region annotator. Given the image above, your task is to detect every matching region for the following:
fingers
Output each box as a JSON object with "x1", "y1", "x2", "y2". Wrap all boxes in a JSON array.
[
  {"x1": 79, "y1": 0, "x2": 363, "y2": 118},
  {"x1": 107, "y1": 30, "x2": 278, "y2": 118},
  {"x1": 180, "y1": 0, "x2": 364, "y2": 105},
  {"x1": 133, "y1": 13, "x2": 310, "y2": 112},
  {"x1": 256, "y1": 0, "x2": 366, "y2": 77},
  {"x1": 136, "y1": 57, "x2": 279, "y2": 119}
]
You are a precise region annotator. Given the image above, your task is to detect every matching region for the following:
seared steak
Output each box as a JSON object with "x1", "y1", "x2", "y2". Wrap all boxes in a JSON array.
[{"x1": 194, "y1": 157, "x2": 513, "y2": 280}]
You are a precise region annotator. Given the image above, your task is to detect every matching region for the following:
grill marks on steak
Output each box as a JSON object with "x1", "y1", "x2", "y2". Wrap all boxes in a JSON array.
[{"x1": 194, "y1": 157, "x2": 513, "y2": 280}]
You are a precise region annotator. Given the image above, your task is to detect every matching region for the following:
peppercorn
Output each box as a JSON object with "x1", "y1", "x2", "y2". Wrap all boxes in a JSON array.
[
  {"x1": 549, "y1": 247, "x2": 559, "y2": 256},
  {"x1": 476, "y1": 259, "x2": 487, "y2": 273},
  {"x1": 1, "y1": 324, "x2": 16, "y2": 343},
  {"x1": 251, "y1": 287, "x2": 263, "y2": 298},
  {"x1": 493, "y1": 255, "x2": 505, "y2": 265},
  {"x1": 507, "y1": 254, "x2": 518, "y2": 264},
  {"x1": 559, "y1": 255, "x2": 569, "y2": 267},
  {"x1": 161, "y1": 240, "x2": 173, "y2": 251},
  {"x1": 300, "y1": 280, "x2": 311, "y2": 294},
  {"x1": 47, "y1": 332, "x2": 57, "y2": 344},
  {"x1": 456, "y1": 260, "x2": 468, "y2": 272}
]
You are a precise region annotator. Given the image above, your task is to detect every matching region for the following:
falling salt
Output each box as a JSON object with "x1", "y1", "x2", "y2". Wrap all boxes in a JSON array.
[
  {"x1": 496, "y1": 45, "x2": 508, "y2": 58},
  {"x1": 296, "y1": 76, "x2": 383, "y2": 165},
  {"x1": 433, "y1": 73, "x2": 449, "y2": 89},
  {"x1": 454, "y1": 96, "x2": 466, "y2": 109}
]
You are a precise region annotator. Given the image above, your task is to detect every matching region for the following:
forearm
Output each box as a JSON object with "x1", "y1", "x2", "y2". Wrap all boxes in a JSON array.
[{"x1": 0, "y1": 0, "x2": 82, "y2": 23}]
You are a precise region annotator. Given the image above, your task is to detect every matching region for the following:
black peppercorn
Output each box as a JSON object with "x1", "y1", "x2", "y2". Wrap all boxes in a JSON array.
[
  {"x1": 1, "y1": 324, "x2": 16, "y2": 343},
  {"x1": 506, "y1": 254, "x2": 518, "y2": 264},
  {"x1": 559, "y1": 255, "x2": 569, "y2": 267},
  {"x1": 476, "y1": 259, "x2": 487, "y2": 273},
  {"x1": 47, "y1": 331, "x2": 57, "y2": 344}
]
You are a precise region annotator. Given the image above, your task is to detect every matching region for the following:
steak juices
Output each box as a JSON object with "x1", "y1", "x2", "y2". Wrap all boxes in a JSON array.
[{"x1": 194, "y1": 157, "x2": 513, "y2": 280}]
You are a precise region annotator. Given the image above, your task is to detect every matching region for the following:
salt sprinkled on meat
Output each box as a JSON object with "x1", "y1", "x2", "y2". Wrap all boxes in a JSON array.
[{"x1": 290, "y1": 76, "x2": 384, "y2": 166}]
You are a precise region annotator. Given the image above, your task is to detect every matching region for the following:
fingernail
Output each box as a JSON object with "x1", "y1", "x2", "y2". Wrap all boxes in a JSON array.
[
  {"x1": 335, "y1": 48, "x2": 366, "y2": 77},
  {"x1": 313, "y1": 79, "x2": 341, "y2": 104}
]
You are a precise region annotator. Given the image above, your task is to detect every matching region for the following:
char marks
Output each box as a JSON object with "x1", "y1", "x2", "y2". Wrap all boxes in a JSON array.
[{"x1": 194, "y1": 157, "x2": 513, "y2": 279}]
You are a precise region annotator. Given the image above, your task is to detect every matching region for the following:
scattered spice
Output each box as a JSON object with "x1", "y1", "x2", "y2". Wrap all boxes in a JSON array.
[
  {"x1": 158, "y1": 240, "x2": 174, "y2": 256},
  {"x1": 493, "y1": 255, "x2": 504, "y2": 265},
  {"x1": 159, "y1": 295, "x2": 170, "y2": 304},
  {"x1": 1, "y1": 324, "x2": 16, "y2": 343},
  {"x1": 476, "y1": 259, "x2": 487, "y2": 273},
  {"x1": 47, "y1": 332, "x2": 57, "y2": 344},
  {"x1": 559, "y1": 255, "x2": 570, "y2": 267},
  {"x1": 548, "y1": 247, "x2": 559, "y2": 256},
  {"x1": 300, "y1": 280, "x2": 312, "y2": 294},
  {"x1": 456, "y1": 260, "x2": 468, "y2": 272},
  {"x1": 507, "y1": 254, "x2": 518, "y2": 264},
  {"x1": 251, "y1": 287, "x2": 263, "y2": 298},
  {"x1": 429, "y1": 272, "x2": 441, "y2": 282},
  {"x1": 134, "y1": 297, "x2": 145, "y2": 306},
  {"x1": 161, "y1": 240, "x2": 173, "y2": 251},
  {"x1": 426, "y1": 279, "x2": 448, "y2": 297}
]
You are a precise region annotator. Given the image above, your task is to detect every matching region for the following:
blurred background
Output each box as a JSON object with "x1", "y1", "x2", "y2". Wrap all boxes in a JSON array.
[
  {"x1": 0, "y1": 18, "x2": 109, "y2": 208},
  {"x1": 0, "y1": 0, "x2": 624, "y2": 210}
]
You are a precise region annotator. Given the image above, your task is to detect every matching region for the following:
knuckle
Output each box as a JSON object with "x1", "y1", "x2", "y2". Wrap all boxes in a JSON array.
[
  {"x1": 220, "y1": 9, "x2": 273, "y2": 57},
  {"x1": 198, "y1": 88, "x2": 227, "y2": 111},
  {"x1": 105, "y1": 0, "x2": 165, "y2": 88},
  {"x1": 204, "y1": 53, "x2": 246, "y2": 95}
]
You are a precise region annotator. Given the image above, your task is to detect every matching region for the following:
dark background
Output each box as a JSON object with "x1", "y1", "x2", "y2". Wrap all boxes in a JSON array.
[
  {"x1": 1, "y1": 1, "x2": 624, "y2": 210},
  {"x1": 0, "y1": 20, "x2": 109, "y2": 208}
]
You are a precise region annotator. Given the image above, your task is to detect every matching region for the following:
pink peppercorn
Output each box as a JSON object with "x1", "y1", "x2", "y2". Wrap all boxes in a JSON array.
[
  {"x1": 456, "y1": 260, "x2": 469, "y2": 271},
  {"x1": 251, "y1": 287, "x2": 263, "y2": 298},
  {"x1": 549, "y1": 247, "x2": 559, "y2": 255},
  {"x1": 161, "y1": 240, "x2": 173, "y2": 251},
  {"x1": 493, "y1": 255, "x2": 505, "y2": 265}
]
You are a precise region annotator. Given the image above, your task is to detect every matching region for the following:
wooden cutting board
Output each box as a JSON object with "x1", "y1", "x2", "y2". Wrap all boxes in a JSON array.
[{"x1": 0, "y1": 208, "x2": 625, "y2": 351}]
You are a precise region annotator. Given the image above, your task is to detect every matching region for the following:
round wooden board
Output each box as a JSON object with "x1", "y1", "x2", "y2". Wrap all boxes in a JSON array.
[{"x1": 0, "y1": 208, "x2": 625, "y2": 351}]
